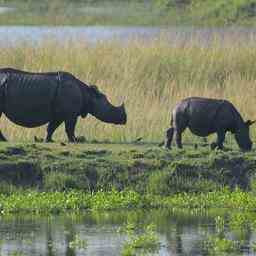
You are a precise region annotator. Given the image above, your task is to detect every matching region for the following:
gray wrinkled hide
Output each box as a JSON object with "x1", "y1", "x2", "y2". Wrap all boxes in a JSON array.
[
  {"x1": 0, "y1": 68, "x2": 126, "y2": 142},
  {"x1": 164, "y1": 97, "x2": 253, "y2": 151}
]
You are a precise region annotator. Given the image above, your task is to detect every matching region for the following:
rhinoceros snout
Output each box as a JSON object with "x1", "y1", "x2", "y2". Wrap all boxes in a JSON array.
[
  {"x1": 118, "y1": 103, "x2": 127, "y2": 125},
  {"x1": 241, "y1": 141, "x2": 252, "y2": 151}
]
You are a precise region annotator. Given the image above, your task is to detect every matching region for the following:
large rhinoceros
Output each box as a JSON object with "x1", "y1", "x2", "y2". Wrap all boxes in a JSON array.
[
  {"x1": 0, "y1": 68, "x2": 127, "y2": 142},
  {"x1": 164, "y1": 97, "x2": 255, "y2": 151}
]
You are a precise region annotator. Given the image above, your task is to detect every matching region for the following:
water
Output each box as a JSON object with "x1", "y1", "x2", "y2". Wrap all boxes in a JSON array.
[
  {"x1": 2, "y1": 26, "x2": 256, "y2": 47},
  {"x1": 0, "y1": 7, "x2": 14, "y2": 14},
  {"x1": 0, "y1": 209, "x2": 254, "y2": 256}
]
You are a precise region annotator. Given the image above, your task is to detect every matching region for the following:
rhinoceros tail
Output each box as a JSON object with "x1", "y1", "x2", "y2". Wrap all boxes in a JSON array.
[
  {"x1": 158, "y1": 111, "x2": 174, "y2": 148},
  {"x1": 170, "y1": 112, "x2": 174, "y2": 127}
]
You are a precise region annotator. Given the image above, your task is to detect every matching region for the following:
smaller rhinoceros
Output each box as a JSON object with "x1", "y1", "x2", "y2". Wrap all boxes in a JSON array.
[{"x1": 164, "y1": 97, "x2": 255, "y2": 151}]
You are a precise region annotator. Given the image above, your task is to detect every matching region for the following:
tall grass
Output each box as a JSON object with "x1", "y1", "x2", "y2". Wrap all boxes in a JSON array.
[
  {"x1": 0, "y1": 0, "x2": 255, "y2": 26},
  {"x1": 0, "y1": 36, "x2": 256, "y2": 144},
  {"x1": 0, "y1": 1, "x2": 162, "y2": 26}
]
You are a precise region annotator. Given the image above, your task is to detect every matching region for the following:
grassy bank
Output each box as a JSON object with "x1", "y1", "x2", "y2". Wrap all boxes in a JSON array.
[
  {"x1": 0, "y1": 39, "x2": 256, "y2": 144},
  {"x1": 0, "y1": 142, "x2": 254, "y2": 194},
  {"x1": 0, "y1": 0, "x2": 255, "y2": 26}
]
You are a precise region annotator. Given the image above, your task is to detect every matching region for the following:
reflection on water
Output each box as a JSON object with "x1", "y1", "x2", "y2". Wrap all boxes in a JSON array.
[
  {"x1": 0, "y1": 7, "x2": 15, "y2": 14},
  {"x1": 0, "y1": 209, "x2": 254, "y2": 256},
  {"x1": 1, "y1": 26, "x2": 256, "y2": 47}
]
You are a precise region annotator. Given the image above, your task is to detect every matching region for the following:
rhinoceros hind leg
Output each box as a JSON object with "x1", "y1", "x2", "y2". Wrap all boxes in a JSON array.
[
  {"x1": 175, "y1": 130, "x2": 183, "y2": 149},
  {"x1": 164, "y1": 127, "x2": 174, "y2": 149},
  {"x1": 65, "y1": 116, "x2": 78, "y2": 143},
  {"x1": 45, "y1": 119, "x2": 63, "y2": 143},
  {"x1": 0, "y1": 130, "x2": 7, "y2": 141}
]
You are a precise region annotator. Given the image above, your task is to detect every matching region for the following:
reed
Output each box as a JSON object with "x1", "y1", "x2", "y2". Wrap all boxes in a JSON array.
[
  {"x1": 0, "y1": 36, "x2": 256, "y2": 144},
  {"x1": 0, "y1": 0, "x2": 254, "y2": 26}
]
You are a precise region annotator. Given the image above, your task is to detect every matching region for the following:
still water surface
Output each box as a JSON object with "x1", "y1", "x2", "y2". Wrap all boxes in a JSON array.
[
  {"x1": 1, "y1": 26, "x2": 256, "y2": 47},
  {"x1": 0, "y1": 209, "x2": 255, "y2": 256}
]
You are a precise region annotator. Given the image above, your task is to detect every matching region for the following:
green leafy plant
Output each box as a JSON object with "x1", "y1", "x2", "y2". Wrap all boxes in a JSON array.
[
  {"x1": 69, "y1": 234, "x2": 88, "y2": 250},
  {"x1": 205, "y1": 236, "x2": 240, "y2": 255},
  {"x1": 121, "y1": 222, "x2": 161, "y2": 256},
  {"x1": 215, "y1": 216, "x2": 225, "y2": 236}
]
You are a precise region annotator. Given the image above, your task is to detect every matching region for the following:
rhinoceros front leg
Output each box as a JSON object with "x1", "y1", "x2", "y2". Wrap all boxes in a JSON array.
[
  {"x1": 45, "y1": 119, "x2": 63, "y2": 143},
  {"x1": 211, "y1": 130, "x2": 226, "y2": 150},
  {"x1": 0, "y1": 131, "x2": 7, "y2": 141},
  {"x1": 0, "y1": 113, "x2": 7, "y2": 141},
  {"x1": 65, "y1": 116, "x2": 78, "y2": 143}
]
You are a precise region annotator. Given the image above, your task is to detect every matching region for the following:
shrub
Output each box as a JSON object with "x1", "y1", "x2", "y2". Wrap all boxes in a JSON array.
[{"x1": 44, "y1": 172, "x2": 86, "y2": 191}]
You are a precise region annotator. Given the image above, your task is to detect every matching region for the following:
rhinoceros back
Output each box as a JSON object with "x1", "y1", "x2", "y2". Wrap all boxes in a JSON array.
[{"x1": 3, "y1": 71, "x2": 59, "y2": 127}]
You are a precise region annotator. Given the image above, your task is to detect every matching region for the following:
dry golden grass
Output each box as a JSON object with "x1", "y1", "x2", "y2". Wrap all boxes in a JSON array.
[{"x1": 0, "y1": 37, "x2": 256, "y2": 144}]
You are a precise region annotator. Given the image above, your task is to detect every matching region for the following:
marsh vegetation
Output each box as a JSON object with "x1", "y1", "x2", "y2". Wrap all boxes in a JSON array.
[
  {"x1": 0, "y1": 37, "x2": 256, "y2": 146},
  {"x1": 0, "y1": 1, "x2": 255, "y2": 255},
  {"x1": 0, "y1": 0, "x2": 255, "y2": 26}
]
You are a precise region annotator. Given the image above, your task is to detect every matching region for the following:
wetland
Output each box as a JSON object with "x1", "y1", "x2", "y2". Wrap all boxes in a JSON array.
[{"x1": 0, "y1": 1, "x2": 256, "y2": 255}]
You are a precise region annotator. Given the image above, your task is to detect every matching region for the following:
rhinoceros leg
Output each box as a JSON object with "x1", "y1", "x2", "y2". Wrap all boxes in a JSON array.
[
  {"x1": 0, "y1": 130, "x2": 6, "y2": 141},
  {"x1": 0, "y1": 112, "x2": 7, "y2": 141},
  {"x1": 0, "y1": 131, "x2": 7, "y2": 141},
  {"x1": 45, "y1": 119, "x2": 63, "y2": 142},
  {"x1": 65, "y1": 116, "x2": 78, "y2": 143},
  {"x1": 174, "y1": 130, "x2": 183, "y2": 149},
  {"x1": 211, "y1": 130, "x2": 226, "y2": 150},
  {"x1": 174, "y1": 125, "x2": 187, "y2": 149},
  {"x1": 173, "y1": 112, "x2": 187, "y2": 149},
  {"x1": 164, "y1": 127, "x2": 174, "y2": 149},
  {"x1": 216, "y1": 130, "x2": 226, "y2": 150}
]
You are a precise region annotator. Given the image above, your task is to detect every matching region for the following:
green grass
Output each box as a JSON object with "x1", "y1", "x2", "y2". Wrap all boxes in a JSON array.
[
  {"x1": 188, "y1": 0, "x2": 256, "y2": 26},
  {"x1": 0, "y1": 142, "x2": 253, "y2": 193},
  {"x1": 0, "y1": 0, "x2": 255, "y2": 26}
]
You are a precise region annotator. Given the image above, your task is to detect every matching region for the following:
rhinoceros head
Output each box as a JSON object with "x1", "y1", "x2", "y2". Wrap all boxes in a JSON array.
[
  {"x1": 88, "y1": 85, "x2": 127, "y2": 125},
  {"x1": 235, "y1": 119, "x2": 255, "y2": 151}
]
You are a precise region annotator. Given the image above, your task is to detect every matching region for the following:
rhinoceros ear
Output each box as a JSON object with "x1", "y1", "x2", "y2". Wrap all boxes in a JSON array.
[
  {"x1": 90, "y1": 85, "x2": 99, "y2": 91},
  {"x1": 245, "y1": 120, "x2": 256, "y2": 126},
  {"x1": 89, "y1": 85, "x2": 102, "y2": 98}
]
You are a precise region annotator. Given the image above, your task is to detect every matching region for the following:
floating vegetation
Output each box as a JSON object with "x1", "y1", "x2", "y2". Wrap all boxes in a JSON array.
[
  {"x1": 68, "y1": 234, "x2": 88, "y2": 250},
  {"x1": 2, "y1": 188, "x2": 256, "y2": 215},
  {"x1": 204, "y1": 216, "x2": 242, "y2": 255},
  {"x1": 120, "y1": 222, "x2": 161, "y2": 256},
  {"x1": 205, "y1": 236, "x2": 241, "y2": 255},
  {"x1": 215, "y1": 216, "x2": 225, "y2": 236}
]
